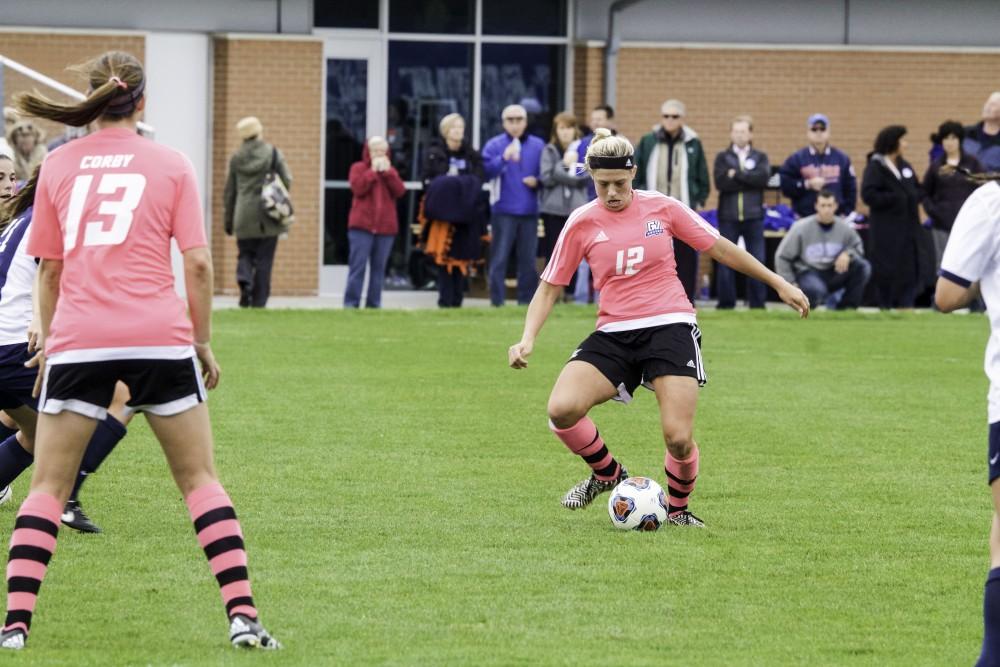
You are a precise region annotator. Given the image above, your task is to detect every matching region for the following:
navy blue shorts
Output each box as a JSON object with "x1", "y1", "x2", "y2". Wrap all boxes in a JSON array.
[
  {"x1": 989, "y1": 422, "x2": 1000, "y2": 485},
  {"x1": 0, "y1": 343, "x2": 38, "y2": 411}
]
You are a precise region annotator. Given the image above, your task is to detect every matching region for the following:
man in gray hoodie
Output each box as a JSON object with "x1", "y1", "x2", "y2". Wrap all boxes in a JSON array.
[
  {"x1": 224, "y1": 116, "x2": 293, "y2": 307},
  {"x1": 775, "y1": 190, "x2": 871, "y2": 309}
]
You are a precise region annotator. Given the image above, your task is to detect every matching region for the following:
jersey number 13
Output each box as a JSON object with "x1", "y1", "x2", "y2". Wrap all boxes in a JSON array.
[{"x1": 64, "y1": 173, "x2": 147, "y2": 250}]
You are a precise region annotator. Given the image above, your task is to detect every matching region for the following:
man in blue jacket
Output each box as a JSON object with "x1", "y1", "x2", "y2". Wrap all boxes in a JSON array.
[
  {"x1": 482, "y1": 104, "x2": 544, "y2": 306},
  {"x1": 780, "y1": 113, "x2": 856, "y2": 218}
]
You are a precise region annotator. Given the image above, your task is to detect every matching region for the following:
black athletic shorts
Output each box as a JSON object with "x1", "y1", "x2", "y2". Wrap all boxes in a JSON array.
[
  {"x1": 569, "y1": 323, "x2": 705, "y2": 403},
  {"x1": 40, "y1": 356, "x2": 206, "y2": 420}
]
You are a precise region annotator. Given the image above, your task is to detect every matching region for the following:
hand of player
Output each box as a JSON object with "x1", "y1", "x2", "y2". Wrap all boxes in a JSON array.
[
  {"x1": 24, "y1": 351, "x2": 45, "y2": 398},
  {"x1": 522, "y1": 176, "x2": 538, "y2": 189},
  {"x1": 834, "y1": 252, "x2": 850, "y2": 274},
  {"x1": 776, "y1": 280, "x2": 810, "y2": 318},
  {"x1": 503, "y1": 143, "x2": 520, "y2": 162},
  {"x1": 193, "y1": 342, "x2": 221, "y2": 390},
  {"x1": 26, "y1": 318, "x2": 41, "y2": 354},
  {"x1": 508, "y1": 340, "x2": 534, "y2": 369}
]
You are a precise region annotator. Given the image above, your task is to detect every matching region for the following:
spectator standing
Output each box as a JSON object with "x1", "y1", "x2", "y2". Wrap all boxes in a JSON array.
[
  {"x1": 539, "y1": 112, "x2": 589, "y2": 262},
  {"x1": 964, "y1": 92, "x2": 1000, "y2": 172},
  {"x1": 481, "y1": 104, "x2": 544, "y2": 306},
  {"x1": 775, "y1": 190, "x2": 871, "y2": 309},
  {"x1": 780, "y1": 114, "x2": 857, "y2": 218},
  {"x1": 345, "y1": 136, "x2": 406, "y2": 308},
  {"x1": 634, "y1": 99, "x2": 710, "y2": 303},
  {"x1": 573, "y1": 104, "x2": 617, "y2": 304},
  {"x1": 223, "y1": 116, "x2": 292, "y2": 308},
  {"x1": 420, "y1": 113, "x2": 485, "y2": 308},
  {"x1": 923, "y1": 120, "x2": 984, "y2": 270},
  {"x1": 5, "y1": 119, "x2": 46, "y2": 183},
  {"x1": 861, "y1": 125, "x2": 923, "y2": 309},
  {"x1": 712, "y1": 115, "x2": 771, "y2": 309}
]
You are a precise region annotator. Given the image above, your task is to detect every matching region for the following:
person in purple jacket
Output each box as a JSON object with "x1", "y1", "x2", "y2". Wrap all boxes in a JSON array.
[{"x1": 481, "y1": 104, "x2": 545, "y2": 306}]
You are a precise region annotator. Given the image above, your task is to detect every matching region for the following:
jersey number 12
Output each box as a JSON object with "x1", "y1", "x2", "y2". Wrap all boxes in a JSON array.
[
  {"x1": 64, "y1": 173, "x2": 147, "y2": 250},
  {"x1": 615, "y1": 246, "x2": 644, "y2": 275}
]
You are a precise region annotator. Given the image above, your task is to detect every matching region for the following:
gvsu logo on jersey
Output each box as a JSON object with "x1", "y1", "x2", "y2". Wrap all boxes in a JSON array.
[{"x1": 644, "y1": 219, "x2": 664, "y2": 237}]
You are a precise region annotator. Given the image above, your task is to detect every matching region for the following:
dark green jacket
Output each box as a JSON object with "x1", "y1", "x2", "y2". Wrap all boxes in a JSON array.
[
  {"x1": 633, "y1": 127, "x2": 710, "y2": 208},
  {"x1": 224, "y1": 138, "x2": 293, "y2": 239}
]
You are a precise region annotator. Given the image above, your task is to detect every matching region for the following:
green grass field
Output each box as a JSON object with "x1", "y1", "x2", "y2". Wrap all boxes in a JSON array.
[{"x1": 1, "y1": 306, "x2": 993, "y2": 665}]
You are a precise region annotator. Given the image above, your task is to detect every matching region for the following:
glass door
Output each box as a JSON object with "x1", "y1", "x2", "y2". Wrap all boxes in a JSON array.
[{"x1": 322, "y1": 38, "x2": 383, "y2": 276}]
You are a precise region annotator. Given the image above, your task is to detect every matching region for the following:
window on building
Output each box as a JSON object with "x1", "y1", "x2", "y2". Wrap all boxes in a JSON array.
[
  {"x1": 479, "y1": 43, "x2": 564, "y2": 145},
  {"x1": 389, "y1": 0, "x2": 474, "y2": 34},
  {"x1": 482, "y1": 0, "x2": 567, "y2": 36},
  {"x1": 387, "y1": 40, "x2": 474, "y2": 181},
  {"x1": 314, "y1": 1, "x2": 379, "y2": 29},
  {"x1": 324, "y1": 58, "x2": 369, "y2": 264}
]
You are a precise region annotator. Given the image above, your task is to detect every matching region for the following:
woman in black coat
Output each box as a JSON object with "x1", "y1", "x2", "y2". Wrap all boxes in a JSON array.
[
  {"x1": 861, "y1": 125, "x2": 926, "y2": 309},
  {"x1": 420, "y1": 113, "x2": 485, "y2": 308},
  {"x1": 922, "y1": 120, "x2": 984, "y2": 269}
]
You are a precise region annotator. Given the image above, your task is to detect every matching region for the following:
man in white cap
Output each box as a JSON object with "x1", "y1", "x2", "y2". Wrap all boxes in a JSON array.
[{"x1": 223, "y1": 116, "x2": 293, "y2": 307}]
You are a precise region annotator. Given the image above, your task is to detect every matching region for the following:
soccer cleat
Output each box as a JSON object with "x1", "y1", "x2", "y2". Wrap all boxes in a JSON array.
[
  {"x1": 0, "y1": 628, "x2": 25, "y2": 650},
  {"x1": 229, "y1": 614, "x2": 282, "y2": 650},
  {"x1": 561, "y1": 466, "x2": 628, "y2": 510},
  {"x1": 61, "y1": 500, "x2": 101, "y2": 533},
  {"x1": 0, "y1": 485, "x2": 11, "y2": 506},
  {"x1": 667, "y1": 510, "x2": 705, "y2": 528}
]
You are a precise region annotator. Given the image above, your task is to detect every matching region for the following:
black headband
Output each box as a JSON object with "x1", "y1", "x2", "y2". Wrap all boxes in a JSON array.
[
  {"x1": 104, "y1": 78, "x2": 146, "y2": 116},
  {"x1": 587, "y1": 154, "x2": 635, "y2": 170}
]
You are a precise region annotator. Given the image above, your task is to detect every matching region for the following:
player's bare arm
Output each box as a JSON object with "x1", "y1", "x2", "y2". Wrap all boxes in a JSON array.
[
  {"x1": 708, "y1": 237, "x2": 810, "y2": 318},
  {"x1": 509, "y1": 280, "x2": 563, "y2": 369}
]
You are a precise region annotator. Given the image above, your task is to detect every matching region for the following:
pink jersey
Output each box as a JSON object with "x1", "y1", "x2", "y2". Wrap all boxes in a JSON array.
[
  {"x1": 541, "y1": 189, "x2": 719, "y2": 331},
  {"x1": 28, "y1": 127, "x2": 207, "y2": 355}
]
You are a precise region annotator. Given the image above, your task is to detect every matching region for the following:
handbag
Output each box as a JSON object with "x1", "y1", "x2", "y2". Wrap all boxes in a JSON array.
[{"x1": 261, "y1": 147, "x2": 294, "y2": 228}]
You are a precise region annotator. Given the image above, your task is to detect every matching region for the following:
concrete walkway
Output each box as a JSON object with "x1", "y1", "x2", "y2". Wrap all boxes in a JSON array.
[{"x1": 212, "y1": 290, "x2": 492, "y2": 310}]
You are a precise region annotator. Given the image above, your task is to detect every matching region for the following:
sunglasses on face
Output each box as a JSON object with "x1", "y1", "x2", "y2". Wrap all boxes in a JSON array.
[
  {"x1": 503, "y1": 116, "x2": 526, "y2": 122},
  {"x1": 662, "y1": 114, "x2": 681, "y2": 119},
  {"x1": 810, "y1": 125, "x2": 828, "y2": 132}
]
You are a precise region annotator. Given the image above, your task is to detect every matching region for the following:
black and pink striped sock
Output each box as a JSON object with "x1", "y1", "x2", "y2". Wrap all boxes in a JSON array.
[
  {"x1": 550, "y1": 417, "x2": 621, "y2": 480},
  {"x1": 665, "y1": 444, "x2": 699, "y2": 515},
  {"x1": 186, "y1": 482, "x2": 258, "y2": 620},
  {"x1": 3, "y1": 492, "x2": 61, "y2": 636}
]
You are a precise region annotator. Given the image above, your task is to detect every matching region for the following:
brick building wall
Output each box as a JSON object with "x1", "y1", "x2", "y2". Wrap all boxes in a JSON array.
[
  {"x1": 0, "y1": 31, "x2": 146, "y2": 147},
  {"x1": 574, "y1": 45, "x2": 1000, "y2": 213},
  {"x1": 211, "y1": 35, "x2": 323, "y2": 296}
]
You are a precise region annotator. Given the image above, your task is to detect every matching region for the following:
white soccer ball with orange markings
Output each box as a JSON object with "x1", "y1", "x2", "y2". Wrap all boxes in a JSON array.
[{"x1": 607, "y1": 476, "x2": 668, "y2": 531}]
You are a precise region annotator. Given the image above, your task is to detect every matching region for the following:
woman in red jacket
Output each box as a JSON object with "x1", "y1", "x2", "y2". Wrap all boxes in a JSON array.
[{"x1": 345, "y1": 136, "x2": 406, "y2": 308}]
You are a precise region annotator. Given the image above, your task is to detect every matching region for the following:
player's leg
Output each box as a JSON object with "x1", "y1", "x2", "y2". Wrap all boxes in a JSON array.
[
  {"x1": 976, "y1": 424, "x2": 1000, "y2": 666},
  {"x1": 0, "y1": 412, "x2": 17, "y2": 441},
  {"x1": 63, "y1": 382, "x2": 131, "y2": 532},
  {"x1": 0, "y1": 406, "x2": 37, "y2": 502},
  {"x1": 644, "y1": 323, "x2": 706, "y2": 527},
  {"x1": 549, "y1": 360, "x2": 628, "y2": 509},
  {"x1": 650, "y1": 374, "x2": 704, "y2": 527},
  {"x1": 145, "y1": 404, "x2": 280, "y2": 650},
  {"x1": 0, "y1": 410, "x2": 96, "y2": 649}
]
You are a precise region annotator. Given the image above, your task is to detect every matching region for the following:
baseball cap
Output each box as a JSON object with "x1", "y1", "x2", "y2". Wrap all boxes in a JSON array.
[{"x1": 807, "y1": 113, "x2": 829, "y2": 128}]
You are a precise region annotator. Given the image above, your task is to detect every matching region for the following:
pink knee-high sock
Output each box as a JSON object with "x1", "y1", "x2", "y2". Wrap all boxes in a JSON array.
[
  {"x1": 4, "y1": 492, "x2": 62, "y2": 635},
  {"x1": 186, "y1": 482, "x2": 258, "y2": 620},
  {"x1": 665, "y1": 445, "x2": 699, "y2": 514},
  {"x1": 550, "y1": 417, "x2": 621, "y2": 480}
]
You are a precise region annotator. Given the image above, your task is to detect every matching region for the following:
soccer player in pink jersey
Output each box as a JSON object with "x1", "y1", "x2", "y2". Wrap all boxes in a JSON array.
[
  {"x1": 508, "y1": 129, "x2": 810, "y2": 527},
  {"x1": 0, "y1": 51, "x2": 280, "y2": 651}
]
